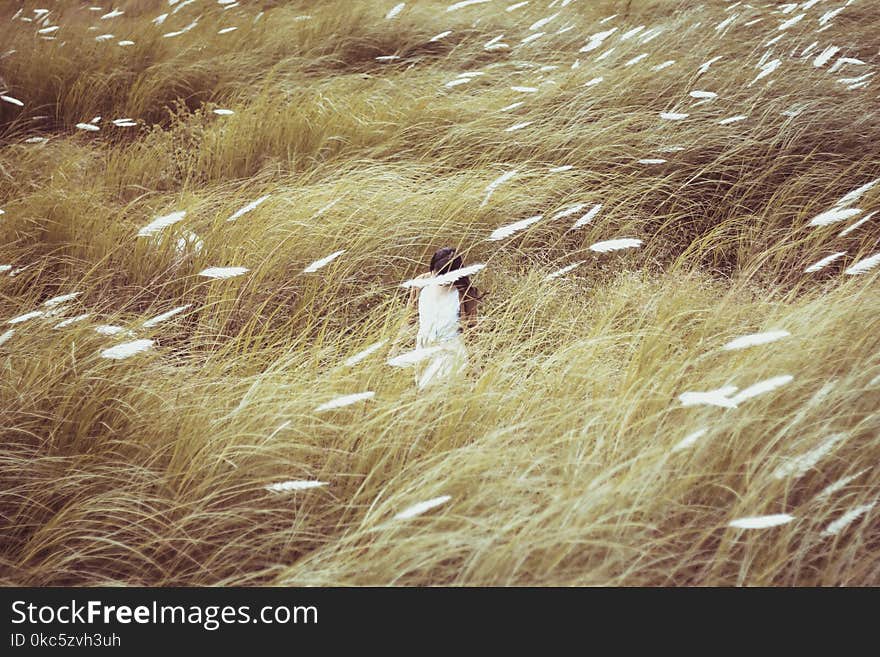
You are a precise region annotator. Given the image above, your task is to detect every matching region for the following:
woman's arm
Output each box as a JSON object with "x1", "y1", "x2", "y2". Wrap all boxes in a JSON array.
[
  {"x1": 461, "y1": 294, "x2": 478, "y2": 330},
  {"x1": 389, "y1": 272, "x2": 431, "y2": 355},
  {"x1": 407, "y1": 273, "x2": 433, "y2": 321},
  {"x1": 390, "y1": 273, "x2": 432, "y2": 354}
]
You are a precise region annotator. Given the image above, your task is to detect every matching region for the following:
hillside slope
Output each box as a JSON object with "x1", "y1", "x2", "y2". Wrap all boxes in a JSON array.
[{"x1": 0, "y1": 0, "x2": 878, "y2": 585}]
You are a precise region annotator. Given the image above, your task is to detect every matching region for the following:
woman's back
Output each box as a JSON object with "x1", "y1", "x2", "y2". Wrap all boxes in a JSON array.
[{"x1": 417, "y1": 283, "x2": 461, "y2": 348}]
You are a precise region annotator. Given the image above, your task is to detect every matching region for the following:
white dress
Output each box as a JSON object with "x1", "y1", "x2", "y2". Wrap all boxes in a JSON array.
[{"x1": 415, "y1": 283, "x2": 468, "y2": 389}]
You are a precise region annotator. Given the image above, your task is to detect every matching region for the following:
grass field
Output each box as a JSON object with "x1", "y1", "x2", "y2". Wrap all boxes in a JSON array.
[{"x1": 1, "y1": 0, "x2": 878, "y2": 586}]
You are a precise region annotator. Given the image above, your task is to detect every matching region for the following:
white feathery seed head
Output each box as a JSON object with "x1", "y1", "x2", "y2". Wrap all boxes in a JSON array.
[
  {"x1": 265, "y1": 480, "x2": 328, "y2": 492},
  {"x1": 53, "y1": 313, "x2": 90, "y2": 329},
  {"x1": 95, "y1": 325, "x2": 125, "y2": 336},
  {"x1": 679, "y1": 385, "x2": 738, "y2": 408},
  {"x1": 163, "y1": 20, "x2": 198, "y2": 39},
  {"x1": 199, "y1": 266, "x2": 249, "y2": 279},
  {"x1": 550, "y1": 204, "x2": 587, "y2": 221},
  {"x1": 697, "y1": 56, "x2": 722, "y2": 75},
  {"x1": 844, "y1": 252, "x2": 880, "y2": 275},
  {"x1": 138, "y1": 210, "x2": 186, "y2": 237},
  {"x1": 816, "y1": 469, "x2": 868, "y2": 500},
  {"x1": 394, "y1": 495, "x2": 452, "y2": 519},
  {"x1": 400, "y1": 264, "x2": 486, "y2": 288},
  {"x1": 385, "y1": 3, "x2": 405, "y2": 19},
  {"x1": 672, "y1": 428, "x2": 708, "y2": 452},
  {"x1": 823, "y1": 503, "x2": 875, "y2": 536},
  {"x1": 447, "y1": 0, "x2": 489, "y2": 11},
  {"x1": 315, "y1": 391, "x2": 375, "y2": 412},
  {"x1": 387, "y1": 346, "x2": 445, "y2": 367},
  {"x1": 729, "y1": 375, "x2": 794, "y2": 404},
  {"x1": 619, "y1": 25, "x2": 645, "y2": 41},
  {"x1": 838, "y1": 211, "x2": 876, "y2": 237},
  {"x1": 304, "y1": 250, "x2": 346, "y2": 274},
  {"x1": 772, "y1": 433, "x2": 848, "y2": 480},
  {"x1": 8, "y1": 310, "x2": 44, "y2": 325},
  {"x1": 227, "y1": 195, "x2": 269, "y2": 222},
  {"x1": 546, "y1": 261, "x2": 585, "y2": 280},
  {"x1": 777, "y1": 13, "x2": 804, "y2": 30},
  {"x1": 344, "y1": 340, "x2": 388, "y2": 367},
  {"x1": 624, "y1": 54, "x2": 649, "y2": 67},
  {"x1": 43, "y1": 292, "x2": 80, "y2": 308},
  {"x1": 521, "y1": 32, "x2": 545, "y2": 45},
  {"x1": 835, "y1": 178, "x2": 878, "y2": 208},
  {"x1": 570, "y1": 204, "x2": 602, "y2": 230},
  {"x1": 729, "y1": 514, "x2": 794, "y2": 529},
  {"x1": 589, "y1": 238, "x2": 642, "y2": 253},
  {"x1": 813, "y1": 45, "x2": 840, "y2": 67},
  {"x1": 487, "y1": 215, "x2": 543, "y2": 241},
  {"x1": 143, "y1": 304, "x2": 191, "y2": 328},
  {"x1": 722, "y1": 330, "x2": 790, "y2": 351},
  {"x1": 805, "y1": 251, "x2": 846, "y2": 272},
  {"x1": 749, "y1": 59, "x2": 780, "y2": 86},
  {"x1": 481, "y1": 169, "x2": 518, "y2": 207},
  {"x1": 505, "y1": 121, "x2": 533, "y2": 132},
  {"x1": 529, "y1": 13, "x2": 558, "y2": 31},
  {"x1": 809, "y1": 207, "x2": 862, "y2": 227},
  {"x1": 100, "y1": 339, "x2": 153, "y2": 360}
]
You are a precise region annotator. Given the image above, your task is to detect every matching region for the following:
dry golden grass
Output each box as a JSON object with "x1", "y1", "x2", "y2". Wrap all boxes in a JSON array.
[{"x1": 0, "y1": 0, "x2": 878, "y2": 586}]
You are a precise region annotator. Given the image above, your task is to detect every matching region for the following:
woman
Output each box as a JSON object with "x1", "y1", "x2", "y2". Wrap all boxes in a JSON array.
[{"x1": 407, "y1": 247, "x2": 483, "y2": 389}]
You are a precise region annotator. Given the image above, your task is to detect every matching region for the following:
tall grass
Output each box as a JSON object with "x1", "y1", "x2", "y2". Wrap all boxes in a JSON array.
[{"x1": 0, "y1": 0, "x2": 878, "y2": 585}]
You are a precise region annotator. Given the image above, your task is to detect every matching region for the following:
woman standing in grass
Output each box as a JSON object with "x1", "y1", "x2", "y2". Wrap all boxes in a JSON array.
[{"x1": 406, "y1": 247, "x2": 483, "y2": 389}]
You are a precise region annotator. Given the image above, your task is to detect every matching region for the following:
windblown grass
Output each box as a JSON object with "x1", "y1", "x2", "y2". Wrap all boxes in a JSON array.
[{"x1": 0, "y1": 0, "x2": 878, "y2": 586}]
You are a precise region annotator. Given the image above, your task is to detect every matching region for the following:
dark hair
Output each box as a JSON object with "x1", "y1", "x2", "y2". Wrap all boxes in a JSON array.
[{"x1": 429, "y1": 247, "x2": 482, "y2": 303}]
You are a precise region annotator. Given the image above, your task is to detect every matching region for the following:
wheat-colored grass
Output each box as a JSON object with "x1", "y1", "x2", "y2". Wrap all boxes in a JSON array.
[{"x1": 0, "y1": 0, "x2": 878, "y2": 586}]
